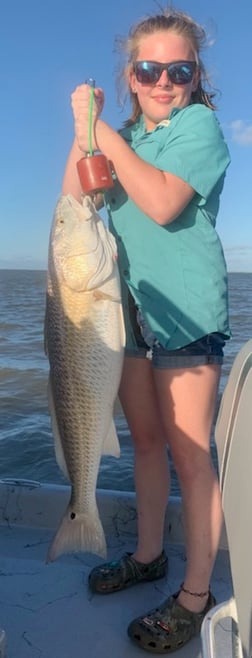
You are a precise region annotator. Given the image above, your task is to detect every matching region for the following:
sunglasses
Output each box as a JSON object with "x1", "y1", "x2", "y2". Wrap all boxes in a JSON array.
[{"x1": 133, "y1": 60, "x2": 197, "y2": 85}]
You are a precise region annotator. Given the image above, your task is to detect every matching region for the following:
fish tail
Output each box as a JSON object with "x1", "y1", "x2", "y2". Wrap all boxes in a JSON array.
[{"x1": 46, "y1": 506, "x2": 107, "y2": 563}]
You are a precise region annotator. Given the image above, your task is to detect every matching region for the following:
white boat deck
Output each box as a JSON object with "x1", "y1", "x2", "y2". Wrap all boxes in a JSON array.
[{"x1": 0, "y1": 480, "x2": 234, "y2": 658}]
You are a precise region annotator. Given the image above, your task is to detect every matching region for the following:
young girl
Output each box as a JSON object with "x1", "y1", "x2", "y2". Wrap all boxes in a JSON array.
[{"x1": 62, "y1": 6, "x2": 231, "y2": 653}]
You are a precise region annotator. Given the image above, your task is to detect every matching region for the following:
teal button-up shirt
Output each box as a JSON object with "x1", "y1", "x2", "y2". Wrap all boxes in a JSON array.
[{"x1": 105, "y1": 104, "x2": 231, "y2": 350}]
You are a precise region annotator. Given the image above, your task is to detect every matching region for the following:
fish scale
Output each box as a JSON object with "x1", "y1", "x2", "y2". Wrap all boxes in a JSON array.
[{"x1": 45, "y1": 194, "x2": 125, "y2": 562}]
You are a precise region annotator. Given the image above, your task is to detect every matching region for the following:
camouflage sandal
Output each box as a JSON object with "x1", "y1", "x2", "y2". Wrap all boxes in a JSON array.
[
  {"x1": 88, "y1": 550, "x2": 168, "y2": 594},
  {"x1": 127, "y1": 590, "x2": 216, "y2": 653}
]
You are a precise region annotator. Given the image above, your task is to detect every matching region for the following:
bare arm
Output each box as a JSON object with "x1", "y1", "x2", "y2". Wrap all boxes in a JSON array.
[
  {"x1": 62, "y1": 139, "x2": 83, "y2": 202},
  {"x1": 62, "y1": 139, "x2": 104, "y2": 210},
  {"x1": 62, "y1": 84, "x2": 195, "y2": 225},
  {"x1": 95, "y1": 120, "x2": 195, "y2": 226}
]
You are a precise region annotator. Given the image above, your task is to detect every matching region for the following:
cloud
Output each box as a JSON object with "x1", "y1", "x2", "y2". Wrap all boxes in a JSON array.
[{"x1": 230, "y1": 120, "x2": 252, "y2": 146}]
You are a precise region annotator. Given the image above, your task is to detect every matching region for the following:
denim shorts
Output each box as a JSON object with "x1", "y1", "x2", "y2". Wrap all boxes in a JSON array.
[{"x1": 126, "y1": 294, "x2": 225, "y2": 369}]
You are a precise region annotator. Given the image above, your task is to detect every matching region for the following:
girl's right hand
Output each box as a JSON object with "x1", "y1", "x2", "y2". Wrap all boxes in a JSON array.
[{"x1": 71, "y1": 83, "x2": 104, "y2": 153}]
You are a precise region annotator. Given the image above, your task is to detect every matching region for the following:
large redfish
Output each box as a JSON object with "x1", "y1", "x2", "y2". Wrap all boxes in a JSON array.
[{"x1": 44, "y1": 194, "x2": 125, "y2": 562}]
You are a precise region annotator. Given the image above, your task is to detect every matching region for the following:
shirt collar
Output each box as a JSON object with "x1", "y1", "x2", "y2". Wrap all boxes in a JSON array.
[{"x1": 120, "y1": 107, "x2": 182, "y2": 144}]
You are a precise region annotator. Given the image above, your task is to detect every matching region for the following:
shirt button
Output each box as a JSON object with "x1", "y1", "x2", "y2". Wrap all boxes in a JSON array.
[
  {"x1": 123, "y1": 269, "x2": 129, "y2": 277},
  {"x1": 111, "y1": 198, "x2": 116, "y2": 204}
]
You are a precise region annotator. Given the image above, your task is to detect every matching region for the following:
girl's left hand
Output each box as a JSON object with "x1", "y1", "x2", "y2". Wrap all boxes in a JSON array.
[{"x1": 71, "y1": 83, "x2": 104, "y2": 153}]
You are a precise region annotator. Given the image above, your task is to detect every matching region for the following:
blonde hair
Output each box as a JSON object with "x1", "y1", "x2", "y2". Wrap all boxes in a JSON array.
[{"x1": 115, "y1": 6, "x2": 217, "y2": 126}]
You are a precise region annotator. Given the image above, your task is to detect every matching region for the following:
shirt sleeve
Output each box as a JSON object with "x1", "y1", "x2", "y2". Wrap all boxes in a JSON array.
[{"x1": 155, "y1": 105, "x2": 231, "y2": 199}]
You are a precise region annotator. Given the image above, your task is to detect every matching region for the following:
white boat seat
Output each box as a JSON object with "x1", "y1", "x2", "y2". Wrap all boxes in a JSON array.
[{"x1": 201, "y1": 338, "x2": 252, "y2": 658}]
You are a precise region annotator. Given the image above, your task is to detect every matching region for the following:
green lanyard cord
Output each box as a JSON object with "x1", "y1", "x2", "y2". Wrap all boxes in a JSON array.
[{"x1": 88, "y1": 87, "x2": 94, "y2": 156}]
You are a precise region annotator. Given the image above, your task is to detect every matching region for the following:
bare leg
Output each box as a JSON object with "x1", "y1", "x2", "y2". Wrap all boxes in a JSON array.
[
  {"x1": 153, "y1": 364, "x2": 223, "y2": 612},
  {"x1": 119, "y1": 356, "x2": 170, "y2": 563}
]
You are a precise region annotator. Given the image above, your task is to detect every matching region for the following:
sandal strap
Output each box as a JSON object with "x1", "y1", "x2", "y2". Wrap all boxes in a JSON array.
[
  {"x1": 88, "y1": 549, "x2": 168, "y2": 593},
  {"x1": 122, "y1": 551, "x2": 167, "y2": 580}
]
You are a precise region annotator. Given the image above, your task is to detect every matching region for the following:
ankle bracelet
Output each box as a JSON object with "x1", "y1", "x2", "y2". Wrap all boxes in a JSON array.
[{"x1": 180, "y1": 582, "x2": 209, "y2": 598}]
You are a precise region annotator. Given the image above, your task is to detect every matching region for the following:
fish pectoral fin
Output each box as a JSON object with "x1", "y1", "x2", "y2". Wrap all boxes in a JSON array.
[
  {"x1": 102, "y1": 420, "x2": 120, "y2": 458},
  {"x1": 48, "y1": 377, "x2": 70, "y2": 480},
  {"x1": 93, "y1": 289, "x2": 120, "y2": 302}
]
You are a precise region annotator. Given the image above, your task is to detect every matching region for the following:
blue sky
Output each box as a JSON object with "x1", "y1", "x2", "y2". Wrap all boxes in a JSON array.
[{"x1": 1, "y1": 0, "x2": 251, "y2": 272}]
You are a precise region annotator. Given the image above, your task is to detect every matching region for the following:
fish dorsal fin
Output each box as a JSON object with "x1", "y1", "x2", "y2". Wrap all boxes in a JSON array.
[{"x1": 102, "y1": 420, "x2": 120, "y2": 458}]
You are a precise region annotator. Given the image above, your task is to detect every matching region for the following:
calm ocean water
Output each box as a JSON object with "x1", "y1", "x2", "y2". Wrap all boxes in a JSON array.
[{"x1": 0, "y1": 270, "x2": 251, "y2": 495}]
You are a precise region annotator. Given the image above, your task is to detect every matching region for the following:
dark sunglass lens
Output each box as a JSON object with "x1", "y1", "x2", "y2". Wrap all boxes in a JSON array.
[
  {"x1": 135, "y1": 62, "x2": 160, "y2": 83},
  {"x1": 169, "y1": 63, "x2": 194, "y2": 84},
  {"x1": 134, "y1": 61, "x2": 195, "y2": 85}
]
